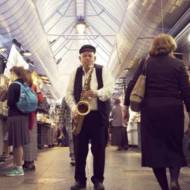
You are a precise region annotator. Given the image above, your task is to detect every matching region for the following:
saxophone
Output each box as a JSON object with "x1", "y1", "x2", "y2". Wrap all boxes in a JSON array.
[{"x1": 72, "y1": 66, "x2": 94, "y2": 135}]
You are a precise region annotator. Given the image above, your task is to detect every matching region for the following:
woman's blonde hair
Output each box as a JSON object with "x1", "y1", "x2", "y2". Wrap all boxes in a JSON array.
[{"x1": 149, "y1": 33, "x2": 177, "y2": 56}]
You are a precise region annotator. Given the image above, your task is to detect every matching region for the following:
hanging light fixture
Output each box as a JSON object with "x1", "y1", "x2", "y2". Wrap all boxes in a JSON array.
[
  {"x1": 76, "y1": 16, "x2": 87, "y2": 35},
  {"x1": 23, "y1": 50, "x2": 32, "y2": 57},
  {"x1": 20, "y1": 50, "x2": 32, "y2": 57}
]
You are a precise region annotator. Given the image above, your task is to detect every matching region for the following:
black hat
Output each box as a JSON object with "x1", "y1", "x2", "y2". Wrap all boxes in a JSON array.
[{"x1": 79, "y1": 44, "x2": 96, "y2": 54}]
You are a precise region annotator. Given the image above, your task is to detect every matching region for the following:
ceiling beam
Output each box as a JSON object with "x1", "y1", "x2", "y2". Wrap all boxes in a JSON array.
[{"x1": 43, "y1": 0, "x2": 69, "y2": 25}]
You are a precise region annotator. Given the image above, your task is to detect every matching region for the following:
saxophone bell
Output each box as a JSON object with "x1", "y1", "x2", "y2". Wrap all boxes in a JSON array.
[
  {"x1": 76, "y1": 100, "x2": 90, "y2": 116},
  {"x1": 72, "y1": 66, "x2": 94, "y2": 136}
]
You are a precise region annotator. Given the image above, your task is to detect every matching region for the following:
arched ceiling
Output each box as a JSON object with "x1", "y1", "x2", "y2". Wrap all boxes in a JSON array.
[
  {"x1": 35, "y1": 0, "x2": 127, "y2": 98},
  {"x1": 0, "y1": 0, "x2": 189, "y2": 99}
]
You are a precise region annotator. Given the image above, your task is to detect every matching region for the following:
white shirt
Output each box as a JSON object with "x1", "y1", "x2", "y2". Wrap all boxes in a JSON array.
[{"x1": 65, "y1": 65, "x2": 114, "y2": 112}]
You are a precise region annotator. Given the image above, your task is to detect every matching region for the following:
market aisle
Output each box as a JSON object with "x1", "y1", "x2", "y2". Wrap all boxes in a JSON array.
[{"x1": 0, "y1": 146, "x2": 190, "y2": 190}]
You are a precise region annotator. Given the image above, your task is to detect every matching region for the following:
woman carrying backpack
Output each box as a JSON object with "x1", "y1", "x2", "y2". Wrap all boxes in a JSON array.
[{"x1": 6, "y1": 66, "x2": 30, "y2": 176}]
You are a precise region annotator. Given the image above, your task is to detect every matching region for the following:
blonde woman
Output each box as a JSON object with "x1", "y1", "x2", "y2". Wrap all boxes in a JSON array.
[
  {"x1": 23, "y1": 70, "x2": 44, "y2": 170},
  {"x1": 124, "y1": 34, "x2": 190, "y2": 190}
]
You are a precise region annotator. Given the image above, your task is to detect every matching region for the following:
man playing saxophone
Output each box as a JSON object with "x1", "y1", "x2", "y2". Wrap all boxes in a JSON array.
[{"x1": 65, "y1": 44, "x2": 114, "y2": 190}]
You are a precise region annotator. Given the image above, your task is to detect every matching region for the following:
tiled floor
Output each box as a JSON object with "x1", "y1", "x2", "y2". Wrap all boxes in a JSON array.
[{"x1": 0, "y1": 146, "x2": 190, "y2": 190}]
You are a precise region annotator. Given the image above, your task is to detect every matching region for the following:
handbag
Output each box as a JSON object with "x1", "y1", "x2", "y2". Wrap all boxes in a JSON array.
[{"x1": 130, "y1": 59, "x2": 148, "y2": 112}]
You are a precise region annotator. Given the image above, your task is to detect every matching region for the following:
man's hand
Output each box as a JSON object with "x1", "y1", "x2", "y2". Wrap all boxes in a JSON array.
[{"x1": 81, "y1": 90, "x2": 97, "y2": 99}]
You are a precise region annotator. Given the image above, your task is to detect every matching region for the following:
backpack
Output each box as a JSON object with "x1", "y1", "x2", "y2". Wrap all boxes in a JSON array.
[{"x1": 13, "y1": 81, "x2": 38, "y2": 113}]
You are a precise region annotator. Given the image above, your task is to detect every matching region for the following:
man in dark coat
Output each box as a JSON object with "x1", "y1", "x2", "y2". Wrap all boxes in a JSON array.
[{"x1": 66, "y1": 45, "x2": 114, "y2": 190}]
